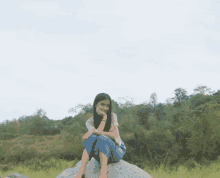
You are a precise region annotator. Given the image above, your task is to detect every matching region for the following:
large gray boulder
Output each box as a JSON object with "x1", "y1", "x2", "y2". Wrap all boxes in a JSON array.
[
  {"x1": 3, "y1": 172, "x2": 29, "y2": 178},
  {"x1": 56, "y1": 157, "x2": 153, "y2": 178}
]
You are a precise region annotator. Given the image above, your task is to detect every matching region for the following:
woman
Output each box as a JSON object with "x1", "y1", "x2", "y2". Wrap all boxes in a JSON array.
[{"x1": 73, "y1": 93, "x2": 126, "y2": 178}]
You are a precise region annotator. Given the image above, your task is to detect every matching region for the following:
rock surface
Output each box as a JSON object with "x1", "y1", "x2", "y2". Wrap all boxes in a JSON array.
[
  {"x1": 56, "y1": 157, "x2": 153, "y2": 178},
  {"x1": 3, "y1": 172, "x2": 29, "y2": 178},
  {"x1": 4, "y1": 158, "x2": 153, "y2": 178}
]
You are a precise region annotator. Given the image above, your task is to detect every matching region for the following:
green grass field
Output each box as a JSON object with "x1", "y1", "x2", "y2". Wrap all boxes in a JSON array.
[{"x1": 1, "y1": 156, "x2": 220, "y2": 178}]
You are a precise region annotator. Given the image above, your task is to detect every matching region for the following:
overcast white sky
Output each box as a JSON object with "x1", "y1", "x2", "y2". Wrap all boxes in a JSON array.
[{"x1": 0, "y1": 0, "x2": 219, "y2": 124}]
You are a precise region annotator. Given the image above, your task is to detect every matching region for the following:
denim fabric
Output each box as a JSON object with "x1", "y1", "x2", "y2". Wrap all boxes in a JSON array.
[{"x1": 83, "y1": 133, "x2": 126, "y2": 165}]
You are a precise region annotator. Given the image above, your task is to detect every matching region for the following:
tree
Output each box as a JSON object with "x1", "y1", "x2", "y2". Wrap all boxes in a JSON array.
[
  {"x1": 33, "y1": 108, "x2": 47, "y2": 118},
  {"x1": 7, "y1": 119, "x2": 20, "y2": 135},
  {"x1": 18, "y1": 115, "x2": 29, "y2": 122},
  {"x1": 171, "y1": 87, "x2": 189, "y2": 107},
  {"x1": 213, "y1": 90, "x2": 220, "y2": 104},
  {"x1": 165, "y1": 97, "x2": 174, "y2": 105},
  {"x1": 81, "y1": 103, "x2": 93, "y2": 114},
  {"x1": 193, "y1": 85, "x2": 215, "y2": 96},
  {"x1": 28, "y1": 115, "x2": 48, "y2": 136},
  {"x1": 68, "y1": 103, "x2": 93, "y2": 115},
  {"x1": 153, "y1": 103, "x2": 166, "y2": 121},
  {"x1": 187, "y1": 103, "x2": 220, "y2": 162},
  {"x1": 116, "y1": 95, "x2": 136, "y2": 109},
  {"x1": 150, "y1": 92, "x2": 157, "y2": 107}
]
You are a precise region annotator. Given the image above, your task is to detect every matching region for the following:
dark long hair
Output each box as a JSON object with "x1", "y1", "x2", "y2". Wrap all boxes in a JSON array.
[{"x1": 93, "y1": 93, "x2": 112, "y2": 132}]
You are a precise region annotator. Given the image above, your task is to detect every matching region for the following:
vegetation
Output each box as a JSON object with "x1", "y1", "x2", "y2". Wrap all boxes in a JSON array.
[{"x1": 0, "y1": 85, "x2": 220, "y2": 178}]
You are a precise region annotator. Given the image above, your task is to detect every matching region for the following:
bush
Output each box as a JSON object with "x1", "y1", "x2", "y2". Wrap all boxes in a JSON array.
[
  {"x1": 187, "y1": 103, "x2": 220, "y2": 161},
  {"x1": 0, "y1": 133, "x2": 19, "y2": 140}
]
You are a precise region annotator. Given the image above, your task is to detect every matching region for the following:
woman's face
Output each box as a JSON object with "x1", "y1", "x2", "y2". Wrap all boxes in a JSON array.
[{"x1": 96, "y1": 99, "x2": 110, "y2": 115}]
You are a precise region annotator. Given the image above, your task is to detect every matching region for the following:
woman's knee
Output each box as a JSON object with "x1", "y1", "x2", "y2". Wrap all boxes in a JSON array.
[
  {"x1": 84, "y1": 133, "x2": 97, "y2": 140},
  {"x1": 98, "y1": 134, "x2": 108, "y2": 140},
  {"x1": 98, "y1": 135, "x2": 114, "y2": 144}
]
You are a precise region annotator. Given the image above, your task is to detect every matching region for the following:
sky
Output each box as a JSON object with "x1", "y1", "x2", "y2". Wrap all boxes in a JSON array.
[{"x1": 0, "y1": 0, "x2": 219, "y2": 124}]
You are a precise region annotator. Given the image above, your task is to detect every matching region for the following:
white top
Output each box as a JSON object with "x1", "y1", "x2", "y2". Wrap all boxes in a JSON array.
[{"x1": 85, "y1": 113, "x2": 122, "y2": 146}]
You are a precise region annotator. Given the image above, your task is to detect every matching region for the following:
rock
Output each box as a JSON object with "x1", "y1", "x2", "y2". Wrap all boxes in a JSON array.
[
  {"x1": 3, "y1": 172, "x2": 29, "y2": 178},
  {"x1": 56, "y1": 157, "x2": 153, "y2": 178}
]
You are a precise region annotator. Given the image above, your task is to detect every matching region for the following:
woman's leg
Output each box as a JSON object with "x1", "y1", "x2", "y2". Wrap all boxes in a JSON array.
[
  {"x1": 75, "y1": 149, "x2": 89, "y2": 177},
  {"x1": 99, "y1": 151, "x2": 108, "y2": 177},
  {"x1": 94, "y1": 135, "x2": 112, "y2": 178}
]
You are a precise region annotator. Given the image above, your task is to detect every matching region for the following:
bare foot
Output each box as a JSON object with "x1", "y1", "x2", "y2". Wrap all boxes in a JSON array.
[
  {"x1": 73, "y1": 172, "x2": 84, "y2": 178},
  {"x1": 72, "y1": 174, "x2": 81, "y2": 178},
  {"x1": 99, "y1": 173, "x2": 108, "y2": 178}
]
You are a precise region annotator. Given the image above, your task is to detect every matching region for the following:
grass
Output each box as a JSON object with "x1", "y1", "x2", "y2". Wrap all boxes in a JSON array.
[
  {"x1": 0, "y1": 155, "x2": 220, "y2": 178},
  {"x1": 143, "y1": 152, "x2": 220, "y2": 178},
  {"x1": 0, "y1": 157, "x2": 80, "y2": 178}
]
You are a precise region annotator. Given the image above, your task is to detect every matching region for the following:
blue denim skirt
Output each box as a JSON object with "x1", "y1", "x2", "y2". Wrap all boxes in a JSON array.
[{"x1": 83, "y1": 133, "x2": 126, "y2": 165}]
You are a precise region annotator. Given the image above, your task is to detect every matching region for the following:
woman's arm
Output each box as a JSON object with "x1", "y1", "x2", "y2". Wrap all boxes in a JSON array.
[
  {"x1": 82, "y1": 128, "x2": 101, "y2": 140},
  {"x1": 101, "y1": 125, "x2": 119, "y2": 143},
  {"x1": 82, "y1": 126, "x2": 115, "y2": 139}
]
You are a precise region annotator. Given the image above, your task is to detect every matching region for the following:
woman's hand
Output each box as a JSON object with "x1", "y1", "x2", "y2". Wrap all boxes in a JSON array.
[
  {"x1": 82, "y1": 131, "x2": 92, "y2": 140},
  {"x1": 97, "y1": 107, "x2": 107, "y2": 120},
  {"x1": 91, "y1": 127, "x2": 103, "y2": 136},
  {"x1": 82, "y1": 128, "x2": 103, "y2": 140},
  {"x1": 82, "y1": 128, "x2": 96, "y2": 140}
]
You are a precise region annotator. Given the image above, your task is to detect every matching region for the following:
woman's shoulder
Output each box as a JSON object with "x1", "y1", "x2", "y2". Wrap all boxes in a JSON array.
[{"x1": 112, "y1": 112, "x2": 117, "y2": 118}]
